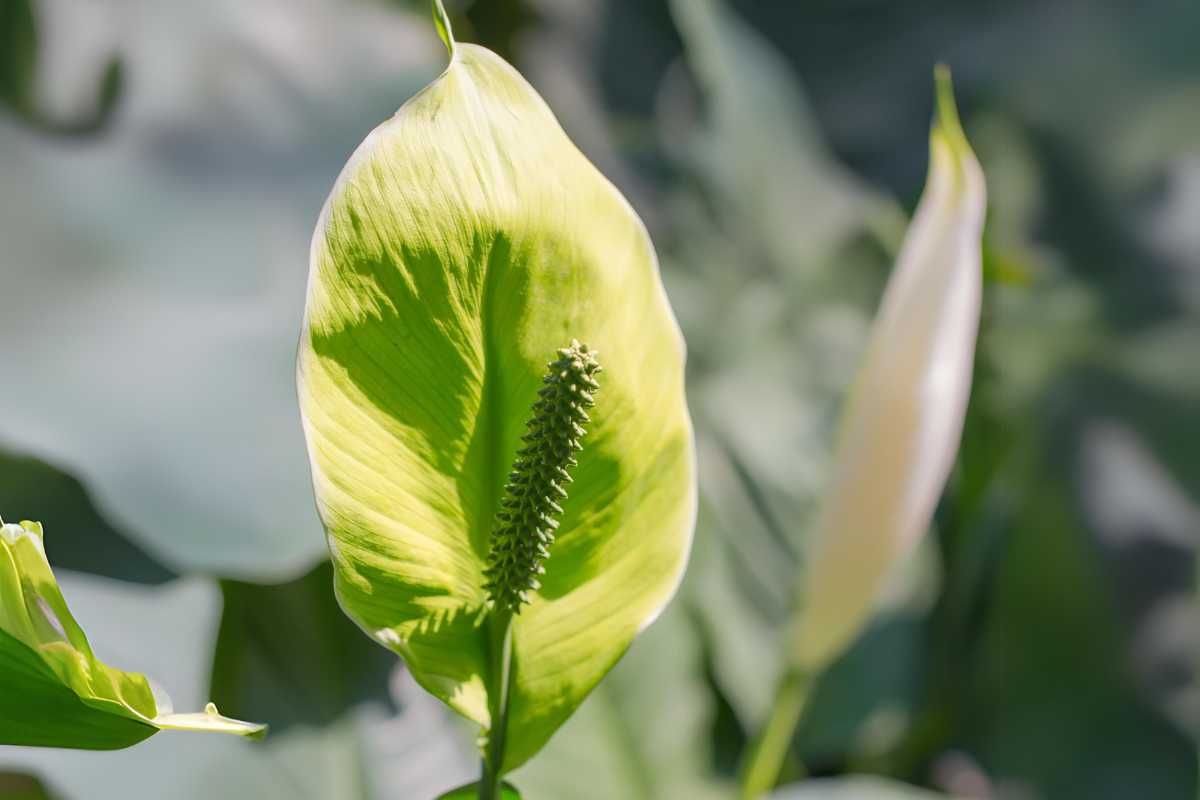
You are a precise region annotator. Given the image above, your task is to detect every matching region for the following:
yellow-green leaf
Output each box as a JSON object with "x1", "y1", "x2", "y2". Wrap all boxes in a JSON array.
[
  {"x1": 0, "y1": 520, "x2": 266, "y2": 748},
  {"x1": 297, "y1": 1, "x2": 695, "y2": 773}
]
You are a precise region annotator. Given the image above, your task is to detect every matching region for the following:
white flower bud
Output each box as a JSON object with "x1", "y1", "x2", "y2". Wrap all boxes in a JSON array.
[{"x1": 791, "y1": 68, "x2": 986, "y2": 672}]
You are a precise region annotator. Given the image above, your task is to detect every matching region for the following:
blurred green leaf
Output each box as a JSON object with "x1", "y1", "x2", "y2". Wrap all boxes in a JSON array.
[
  {"x1": 0, "y1": 447, "x2": 173, "y2": 585},
  {"x1": 208, "y1": 561, "x2": 396, "y2": 732},
  {"x1": 298, "y1": 8, "x2": 694, "y2": 773},
  {"x1": 794, "y1": 616, "x2": 927, "y2": 768},
  {"x1": 0, "y1": 0, "x2": 444, "y2": 580},
  {"x1": 686, "y1": 502, "x2": 788, "y2": 730},
  {"x1": 0, "y1": 771, "x2": 56, "y2": 800},
  {"x1": 1077, "y1": 420, "x2": 1198, "y2": 734},
  {"x1": 0, "y1": 0, "x2": 122, "y2": 134},
  {"x1": 957, "y1": 365, "x2": 1199, "y2": 798},
  {"x1": 689, "y1": 494, "x2": 933, "y2": 776},
  {"x1": 1031, "y1": 130, "x2": 1184, "y2": 329},
  {"x1": 770, "y1": 776, "x2": 948, "y2": 799},
  {"x1": 0, "y1": 0, "x2": 36, "y2": 114},
  {"x1": 662, "y1": 3, "x2": 899, "y2": 740},
  {"x1": 667, "y1": 0, "x2": 898, "y2": 282}
]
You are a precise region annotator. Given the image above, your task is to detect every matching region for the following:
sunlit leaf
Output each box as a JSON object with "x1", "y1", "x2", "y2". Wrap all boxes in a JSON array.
[
  {"x1": 0, "y1": 520, "x2": 264, "y2": 748},
  {"x1": 297, "y1": 1, "x2": 695, "y2": 773},
  {"x1": 790, "y1": 69, "x2": 986, "y2": 673}
]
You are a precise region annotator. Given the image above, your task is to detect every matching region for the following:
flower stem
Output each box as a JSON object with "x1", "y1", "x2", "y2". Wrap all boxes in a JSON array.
[
  {"x1": 738, "y1": 665, "x2": 813, "y2": 800},
  {"x1": 479, "y1": 609, "x2": 514, "y2": 800}
]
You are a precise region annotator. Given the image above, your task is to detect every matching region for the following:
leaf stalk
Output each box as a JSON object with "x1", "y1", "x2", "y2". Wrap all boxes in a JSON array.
[
  {"x1": 738, "y1": 665, "x2": 813, "y2": 800},
  {"x1": 479, "y1": 608, "x2": 514, "y2": 800}
]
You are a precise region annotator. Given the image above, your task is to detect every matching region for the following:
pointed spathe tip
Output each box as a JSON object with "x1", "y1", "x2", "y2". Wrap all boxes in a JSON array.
[
  {"x1": 932, "y1": 64, "x2": 971, "y2": 158},
  {"x1": 153, "y1": 702, "x2": 268, "y2": 740},
  {"x1": 431, "y1": 0, "x2": 457, "y2": 59}
]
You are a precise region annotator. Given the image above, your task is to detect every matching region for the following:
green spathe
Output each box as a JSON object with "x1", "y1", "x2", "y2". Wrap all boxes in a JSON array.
[
  {"x1": 0, "y1": 520, "x2": 266, "y2": 748},
  {"x1": 297, "y1": 0, "x2": 695, "y2": 776}
]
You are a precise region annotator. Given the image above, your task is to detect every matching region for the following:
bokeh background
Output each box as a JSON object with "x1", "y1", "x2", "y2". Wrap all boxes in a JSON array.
[{"x1": 1, "y1": 0, "x2": 1198, "y2": 797}]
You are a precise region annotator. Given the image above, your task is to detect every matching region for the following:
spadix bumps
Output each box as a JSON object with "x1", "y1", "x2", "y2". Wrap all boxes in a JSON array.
[
  {"x1": 297, "y1": 0, "x2": 694, "y2": 776},
  {"x1": 0, "y1": 519, "x2": 265, "y2": 748},
  {"x1": 484, "y1": 341, "x2": 602, "y2": 615}
]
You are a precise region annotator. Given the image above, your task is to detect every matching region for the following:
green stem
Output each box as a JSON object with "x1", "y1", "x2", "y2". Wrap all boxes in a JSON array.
[
  {"x1": 738, "y1": 665, "x2": 813, "y2": 800},
  {"x1": 479, "y1": 609, "x2": 514, "y2": 800}
]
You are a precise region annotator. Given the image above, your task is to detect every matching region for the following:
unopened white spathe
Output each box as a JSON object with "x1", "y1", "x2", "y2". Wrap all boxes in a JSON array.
[{"x1": 791, "y1": 71, "x2": 987, "y2": 672}]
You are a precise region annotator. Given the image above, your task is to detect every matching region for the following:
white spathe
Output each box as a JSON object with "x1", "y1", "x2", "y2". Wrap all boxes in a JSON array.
[{"x1": 791, "y1": 74, "x2": 987, "y2": 672}]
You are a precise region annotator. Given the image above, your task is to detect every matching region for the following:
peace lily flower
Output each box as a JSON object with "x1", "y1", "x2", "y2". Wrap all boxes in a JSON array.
[
  {"x1": 741, "y1": 68, "x2": 986, "y2": 799},
  {"x1": 296, "y1": 1, "x2": 695, "y2": 795},
  {"x1": 790, "y1": 68, "x2": 986, "y2": 673},
  {"x1": 0, "y1": 519, "x2": 266, "y2": 748}
]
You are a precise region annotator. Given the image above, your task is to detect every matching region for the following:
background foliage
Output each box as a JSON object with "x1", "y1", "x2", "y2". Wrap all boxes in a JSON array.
[{"x1": 1, "y1": 0, "x2": 1197, "y2": 797}]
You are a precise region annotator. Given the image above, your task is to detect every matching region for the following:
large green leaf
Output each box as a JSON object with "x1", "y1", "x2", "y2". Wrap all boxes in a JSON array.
[
  {"x1": 297, "y1": 2, "x2": 695, "y2": 772},
  {"x1": 0, "y1": 520, "x2": 264, "y2": 748}
]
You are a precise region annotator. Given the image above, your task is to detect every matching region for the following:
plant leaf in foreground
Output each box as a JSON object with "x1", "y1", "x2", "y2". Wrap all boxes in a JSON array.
[
  {"x1": 0, "y1": 519, "x2": 265, "y2": 749},
  {"x1": 297, "y1": 0, "x2": 695, "y2": 775}
]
